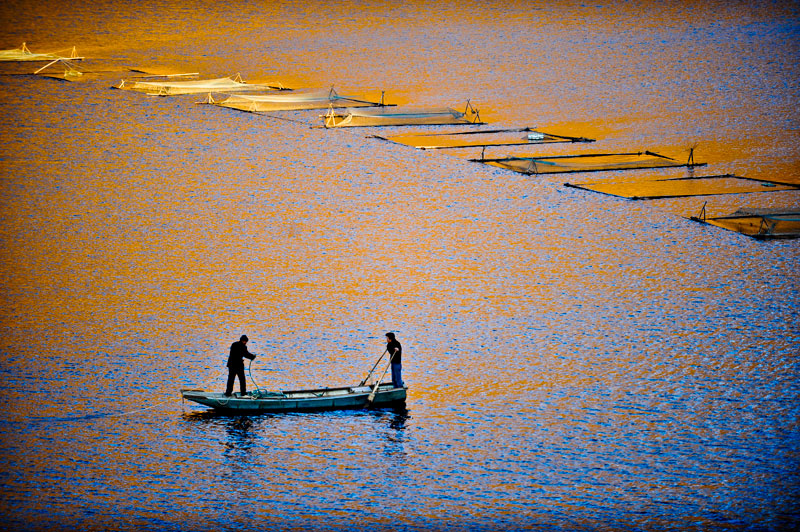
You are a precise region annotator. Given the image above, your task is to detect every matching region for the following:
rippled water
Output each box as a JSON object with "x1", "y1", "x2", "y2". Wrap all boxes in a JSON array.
[{"x1": 1, "y1": 1, "x2": 799, "y2": 531}]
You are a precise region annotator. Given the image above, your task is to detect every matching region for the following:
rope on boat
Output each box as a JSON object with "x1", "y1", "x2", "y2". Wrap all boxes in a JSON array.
[
  {"x1": 247, "y1": 357, "x2": 260, "y2": 391},
  {"x1": 245, "y1": 357, "x2": 281, "y2": 398}
]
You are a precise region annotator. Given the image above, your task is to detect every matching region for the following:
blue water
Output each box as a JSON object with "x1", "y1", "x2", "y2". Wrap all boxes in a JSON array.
[{"x1": 1, "y1": 2, "x2": 799, "y2": 530}]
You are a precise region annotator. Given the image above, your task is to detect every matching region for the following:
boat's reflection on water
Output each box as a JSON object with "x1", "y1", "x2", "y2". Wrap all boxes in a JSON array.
[
  {"x1": 181, "y1": 405, "x2": 411, "y2": 457},
  {"x1": 372, "y1": 406, "x2": 409, "y2": 462},
  {"x1": 181, "y1": 405, "x2": 409, "y2": 424}
]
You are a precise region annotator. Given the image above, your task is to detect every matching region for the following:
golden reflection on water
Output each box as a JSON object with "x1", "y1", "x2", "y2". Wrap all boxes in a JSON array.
[{"x1": 0, "y1": 0, "x2": 799, "y2": 530}]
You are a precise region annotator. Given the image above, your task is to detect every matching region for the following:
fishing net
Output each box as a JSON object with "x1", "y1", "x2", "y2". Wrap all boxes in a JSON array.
[
  {"x1": 377, "y1": 127, "x2": 594, "y2": 149},
  {"x1": 116, "y1": 73, "x2": 285, "y2": 95},
  {"x1": 324, "y1": 102, "x2": 481, "y2": 128},
  {"x1": 565, "y1": 175, "x2": 799, "y2": 199},
  {"x1": 481, "y1": 151, "x2": 701, "y2": 175},
  {"x1": 203, "y1": 88, "x2": 383, "y2": 112},
  {"x1": 0, "y1": 42, "x2": 82, "y2": 62},
  {"x1": 699, "y1": 210, "x2": 800, "y2": 239}
]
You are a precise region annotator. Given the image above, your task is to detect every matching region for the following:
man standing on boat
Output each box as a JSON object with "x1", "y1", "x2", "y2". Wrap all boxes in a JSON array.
[
  {"x1": 386, "y1": 332, "x2": 404, "y2": 388},
  {"x1": 225, "y1": 334, "x2": 256, "y2": 397}
]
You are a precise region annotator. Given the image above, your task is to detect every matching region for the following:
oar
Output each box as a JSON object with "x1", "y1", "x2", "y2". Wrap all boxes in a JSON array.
[
  {"x1": 367, "y1": 359, "x2": 393, "y2": 405},
  {"x1": 359, "y1": 349, "x2": 387, "y2": 386}
]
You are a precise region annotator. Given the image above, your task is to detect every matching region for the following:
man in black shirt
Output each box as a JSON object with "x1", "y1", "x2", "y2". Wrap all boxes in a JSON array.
[
  {"x1": 225, "y1": 334, "x2": 256, "y2": 396},
  {"x1": 386, "y1": 332, "x2": 404, "y2": 388}
]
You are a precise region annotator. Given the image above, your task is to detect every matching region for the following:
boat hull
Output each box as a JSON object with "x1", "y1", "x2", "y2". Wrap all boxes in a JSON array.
[{"x1": 181, "y1": 383, "x2": 406, "y2": 414}]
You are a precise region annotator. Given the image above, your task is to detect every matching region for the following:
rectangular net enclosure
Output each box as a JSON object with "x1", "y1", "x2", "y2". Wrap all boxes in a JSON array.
[
  {"x1": 322, "y1": 101, "x2": 482, "y2": 128},
  {"x1": 564, "y1": 174, "x2": 799, "y2": 200},
  {"x1": 370, "y1": 127, "x2": 594, "y2": 150},
  {"x1": 689, "y1": 206, "x2": 800, "y2": 240},
  {"x1": 115, "y1": 73, "x2": 287, "y2": 96},
  {"x1": 0, "y1": 42, "x2": 83, "y2": 62},
  {"x1": 201, "y1": 88, "x2": 389, "y2": 113},
  {"x1": 475, "y1": 151, "x2": 705, "y2": 175}
]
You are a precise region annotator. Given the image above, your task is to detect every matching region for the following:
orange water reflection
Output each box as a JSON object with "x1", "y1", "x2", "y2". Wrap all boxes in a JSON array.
[{"x1": 1, "y1": 1, "x2": 799, "y2": 530}]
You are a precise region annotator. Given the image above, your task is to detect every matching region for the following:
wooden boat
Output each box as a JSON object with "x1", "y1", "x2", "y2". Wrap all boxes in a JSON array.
[{"x1": 181, "y1": 382, "x2": 407, "y2": 414}]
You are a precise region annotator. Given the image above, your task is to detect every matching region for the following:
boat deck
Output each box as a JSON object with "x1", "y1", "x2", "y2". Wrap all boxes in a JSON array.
[{"x1": 181, "y1": 382, "x2": 406, "y2": 414}]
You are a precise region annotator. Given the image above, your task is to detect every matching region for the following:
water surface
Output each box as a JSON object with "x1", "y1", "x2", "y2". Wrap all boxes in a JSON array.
[{"x1": 1, "y1": 1, "x2": 799, "y2": 530}]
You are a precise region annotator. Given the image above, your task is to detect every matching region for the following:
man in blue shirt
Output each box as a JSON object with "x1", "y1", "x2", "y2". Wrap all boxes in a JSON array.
[{"x1": 385, "y1": 332, "x2": 404, "y2": 388}]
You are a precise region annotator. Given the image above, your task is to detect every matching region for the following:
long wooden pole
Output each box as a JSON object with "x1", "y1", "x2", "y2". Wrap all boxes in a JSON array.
[
  {"x1": 33, "y1": 58, "x2": 61, "y2": 75},
  {"x1": 360, "y1": 350, "x2": 387, "y2": 386},
  {"x1": 339, "y1": 96, "x2": 394, "y2": 107}
]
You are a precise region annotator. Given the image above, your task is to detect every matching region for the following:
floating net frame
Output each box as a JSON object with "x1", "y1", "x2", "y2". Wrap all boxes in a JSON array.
[
  {"x1": 127, "y1": 70, "x2": 200, "y2": 80},
  {"x1": 563, "y1": 174, "x2": 800, "y2": 200},
  {"x1": 0, "y1": 42, "x2": 83, "y2": 62},
  {"x1": 689, "y1": 205, "x2": 800, "y2": 240},
  {"x1": 201, "y1": 87, "x2": 390, "y2": 113},
  {"x1": 31, "y1": 61, "x2": 166, "y2": 82},
  {"x1": 371, "y1": 127, "x2": 594, "y2": 150},
  {"x1": 116, "y1": 73, "x2": 287, "y2": 96},
  {"x1": 475, "y1": 150, "x2": 706, "y2": 175},
  {"x1": 322, "y1": 100, "x2": 482, "y2": 128}
]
